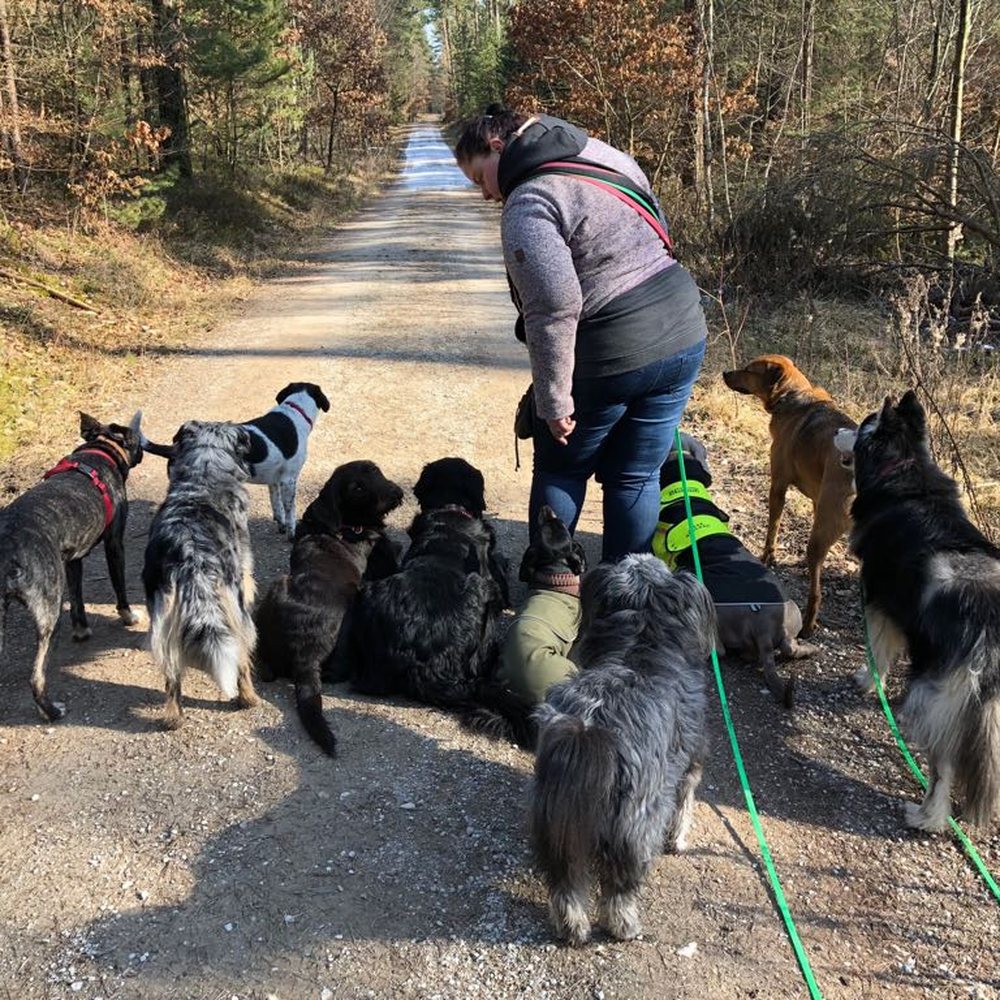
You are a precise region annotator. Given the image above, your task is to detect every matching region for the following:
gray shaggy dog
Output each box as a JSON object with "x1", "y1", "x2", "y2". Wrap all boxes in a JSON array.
[
  {"x1": 531, "y1": 554, "x2": 715, "y2": 946},
  {"x1": 143, "y1": 420, "x2": 260, "y2": 729}
]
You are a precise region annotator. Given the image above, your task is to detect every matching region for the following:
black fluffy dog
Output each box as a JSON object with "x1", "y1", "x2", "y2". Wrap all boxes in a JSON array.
[
  {"x1": 342, "y1": 457, "x2": 512, "y2": 717},
  {"x1": 0, "y1": 411, "x2": 144, "y2": 721},
  {"x1": 254, "y1": 460, "x2": 404, "y2": 755}
]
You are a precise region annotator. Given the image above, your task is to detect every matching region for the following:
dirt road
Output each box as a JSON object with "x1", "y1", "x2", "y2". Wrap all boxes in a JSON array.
[{"x1": 0, "y1": 124, "x2": 997, "y2": 1000}]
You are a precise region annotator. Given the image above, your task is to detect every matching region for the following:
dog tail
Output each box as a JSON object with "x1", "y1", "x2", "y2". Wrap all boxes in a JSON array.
[
  {"x1": 458, "y1": 683, "x2": 538, "y2": 749},
  {"x1": 150, "y1": 573, "x2": 255, "y2": 699},
  {"x1": 294, "y1": 666, "x2": 338, "y2": 757},
  {"x1": 963, "y1": 695, "x2": 1000, "y2": 828},
  {"x1": 531, "y1": 710, "x2": 617, "y2": 878}
]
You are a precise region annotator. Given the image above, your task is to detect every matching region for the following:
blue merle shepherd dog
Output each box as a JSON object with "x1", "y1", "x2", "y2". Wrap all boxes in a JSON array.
[
  {"x1": 531, "y1": 554, "x2": 715, "y2": 945},
  {"x1": 850, "y1": 390, "x2": 1000, "y2": 831},
  {"x1": 0, "y1": 411, "x2": 144, "y2": 721},
  {"x1": 143, "y1": 420, "x2": 260, "y2": 729}
]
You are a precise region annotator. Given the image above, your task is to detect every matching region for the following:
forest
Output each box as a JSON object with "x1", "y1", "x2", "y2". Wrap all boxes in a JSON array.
[{"x1": 1, "y1": 0, "x2": 998, "y2": 508}]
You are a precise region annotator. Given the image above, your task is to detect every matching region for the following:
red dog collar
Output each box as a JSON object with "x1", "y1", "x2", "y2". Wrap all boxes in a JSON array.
[
  {"x1": 284, "y1": 400, "x2": 313, "y2": 428},
  {"x1": 42, "y1": 451, "x2": 115, "y2": 530}
]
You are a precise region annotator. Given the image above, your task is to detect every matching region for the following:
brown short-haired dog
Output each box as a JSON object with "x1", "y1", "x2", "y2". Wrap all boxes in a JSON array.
[{"x1": 722, "y1": 354, "x2": 856, "y2": 636}]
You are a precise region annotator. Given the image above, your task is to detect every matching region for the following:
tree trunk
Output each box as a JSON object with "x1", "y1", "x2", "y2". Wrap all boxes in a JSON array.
[
  {"x1": 150, "y1": 0, "x2": 192, "y2": 177},
  {"x1": 0, "y1": 0, "x2": 27, "y2": 192},
  {"x1": 944, "y1": 0, "x2": 972, "y2": 267}
]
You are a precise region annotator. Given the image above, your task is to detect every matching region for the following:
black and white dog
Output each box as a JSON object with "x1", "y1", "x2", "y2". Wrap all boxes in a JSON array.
[
  {"x1": 847, "y1": 390, "x2": 1000, "y2": 831},
  {"x1": 143, "y1": 382, "x2": 329, "y2": 536},
  {"x1": 0, "y1": 412, "x2": 144, "y2": 721},
  {"x1": 143, "y1": 420, "x2": 260, "y2": 729},
  {"x1": 254, "y1": 460, "x2": 405, "y2": 756},
  {"x1": 531, "y1": 555, "x2": 715, "y2": 945}
]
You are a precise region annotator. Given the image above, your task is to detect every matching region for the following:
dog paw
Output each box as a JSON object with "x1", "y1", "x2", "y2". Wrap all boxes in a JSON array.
[
  {"x1": 854, "y1": 664, "x2": 876, "y2": 691},
  {"x1": 36, "y1": 700, "x2": 66, "y2": 721},
  {"x1": 602, "y1": 897, "x2": 642, "y2": 941},
  {"x1": 71, "y1": 625, "x2": 92, "y2": 642},
  {"x1": 904, "y1": 801, "x2": 948, "y2": 833},
  {"x1": 119, "y1": 607, "x2": 145, "y2": 627}
]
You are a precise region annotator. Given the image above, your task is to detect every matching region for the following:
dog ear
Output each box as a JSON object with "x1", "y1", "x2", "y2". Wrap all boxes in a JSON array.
[
  {"x1": 308, "y1": 385, "x2": 331, "y2": 412},
  {"x1": 896, "y1": 389, "x2": 926, "y2": 439},
  {"x1": 275, "y1": 384, "x2": 295, "y2": 404},
  {"x1": 568, "y1": 541, "x2": 587, "y2": 575},
  {"x1": 79, "y1": 412, "x2": 102, "y2": 440},
  {"x1": 519, "y1": 544, "x2": 540, "y2": 582}
]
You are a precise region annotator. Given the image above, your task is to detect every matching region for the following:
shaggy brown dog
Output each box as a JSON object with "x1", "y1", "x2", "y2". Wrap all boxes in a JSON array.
[{"x1": 722, "y1": 354, "x2": 856, "y2": 636}]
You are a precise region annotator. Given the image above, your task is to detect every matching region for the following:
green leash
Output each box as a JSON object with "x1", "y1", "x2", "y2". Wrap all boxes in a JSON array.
[
  {"x1": 674, "y1": 431, "x2": 823, "y2": 999},
  {"x1": 860, "y1": 597, "x2": 1000, "y2": 903}
]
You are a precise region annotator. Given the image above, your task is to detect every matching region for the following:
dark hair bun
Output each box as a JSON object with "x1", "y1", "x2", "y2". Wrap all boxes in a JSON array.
[{"x1": 483, "y1": 102, "x2": 508, "y2": 117}]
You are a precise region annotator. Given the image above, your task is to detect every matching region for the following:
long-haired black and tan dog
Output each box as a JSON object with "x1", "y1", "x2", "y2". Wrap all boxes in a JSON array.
[
  {"x1": 848, "y1": 390, "x2": 1000, "y2": 831},
  {"x1": 0, "y1": 411, "x2": 144, "y2": 721},
  {"x1": 342, "y1": 457, "x2": 512, "y2": 716},
  {"x1": 254, "y1": 460, "x2": 404, "y2": 756},
  {"x1": 143, "y1": 420, "x2": 260, "y2": 729},
  {"x1": 531, "y1": 554, "x2": 715, "y2": 945}
]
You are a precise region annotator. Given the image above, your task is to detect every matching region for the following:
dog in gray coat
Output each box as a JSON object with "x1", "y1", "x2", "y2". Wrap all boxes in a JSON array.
[
  {"x1": 654, "y1": 433, "x2": 816, "y2": 707},
  {"x1": 142, "y1": 420, "x2": 260, "y2": 729}
]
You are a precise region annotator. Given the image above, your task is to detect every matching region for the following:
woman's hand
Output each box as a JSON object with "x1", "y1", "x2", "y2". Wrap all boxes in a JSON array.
[{"x1": 547, "y1": 416, "x2": 576, "y2": 445}]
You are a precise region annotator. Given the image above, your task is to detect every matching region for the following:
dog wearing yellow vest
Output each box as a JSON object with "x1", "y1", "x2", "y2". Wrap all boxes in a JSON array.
[{"x1": 654, "y1": 434, "x2": 816, "y2": 707}]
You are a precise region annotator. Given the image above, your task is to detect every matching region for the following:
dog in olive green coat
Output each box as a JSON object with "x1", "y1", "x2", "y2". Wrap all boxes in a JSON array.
[{"x1": 498, "y1": 507, "x2": 586, "y2": 705}]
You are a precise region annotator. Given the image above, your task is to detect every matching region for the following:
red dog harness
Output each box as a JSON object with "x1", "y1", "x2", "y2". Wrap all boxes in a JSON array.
[{"x1": 42, "y1": 449, "x2": 116, "y2": 530}]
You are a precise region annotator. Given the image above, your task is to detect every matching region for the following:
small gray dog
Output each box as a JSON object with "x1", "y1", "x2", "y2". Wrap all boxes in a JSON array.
[
  {"x1": 143, "y1": 421, "x2": 260, "y2": 729},
  {"x1": 531, "y1": 554, "x2": 715, "y2": 946}
]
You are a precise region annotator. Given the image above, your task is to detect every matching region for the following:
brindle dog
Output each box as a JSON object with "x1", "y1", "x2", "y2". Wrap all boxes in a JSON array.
[{"x1": 0, "y1": 411, "x2": 144, "y2": 721}]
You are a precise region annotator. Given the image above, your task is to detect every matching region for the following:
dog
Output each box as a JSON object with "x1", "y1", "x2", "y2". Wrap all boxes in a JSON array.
[
  {"x1": 722, "y1": 354, "x2": 857, "y2": 636},
  {"x1": 143, "y1": 420, "x2": 260, "y2": 729},
  {"x1": 654, "y1": 433, "x2": 816, "y2": 707},
  {"x1": 253, "y1": 460, "x2": 405, "y2": 755},
  {"x1": 531, "y1": 554, "x2": 715, "y2": 946},
  {"x1": 341, "y1": 457, "x2": 516, "y2": 721},
  {"x1": 143, "y1": 382, "x2": 330, "y2": 536},
  {"x1": 0, "y1": 412, "x2": 144, "y2": 721},
  {"x1": 498, "y1": 506, "x2": 586, "y2": 705},
  {"x1": 847, "y1": 390, "x2": 1000, "y2": 831}
]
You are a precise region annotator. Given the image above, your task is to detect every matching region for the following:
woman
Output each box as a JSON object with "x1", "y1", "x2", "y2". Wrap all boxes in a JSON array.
[{"x1": 455, "y1": 105, "x2": 707, "y2": 561}]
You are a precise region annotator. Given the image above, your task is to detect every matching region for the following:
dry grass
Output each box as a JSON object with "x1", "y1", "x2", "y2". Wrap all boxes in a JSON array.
[
  {"x1": 0, "y1": 141, "x2": 402, "y2": 476},
  {"x1": 695, "y1": 291, "x2": 1000, "y2": 538}
]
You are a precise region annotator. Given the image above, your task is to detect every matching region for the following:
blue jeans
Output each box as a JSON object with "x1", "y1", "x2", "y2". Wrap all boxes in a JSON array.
[{"x1": 529, "y1": 339, "x2": 706, "y2": 562}]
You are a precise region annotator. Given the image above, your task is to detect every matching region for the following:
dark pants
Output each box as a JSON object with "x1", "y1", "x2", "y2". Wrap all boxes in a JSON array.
[{"x1": 530, "y1": 338, "x2": 706, "y2": 561}]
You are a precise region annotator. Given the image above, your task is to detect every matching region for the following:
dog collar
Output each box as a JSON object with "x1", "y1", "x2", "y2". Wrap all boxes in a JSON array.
[
  {"x1": 42, "y1": 453, "x2": 115, "y2": 530},
  {"x1": 436, "y1": 505, "x2": 474, "y2": 519},
  {"x1": 338, "y1": 524, "x2": 369, "y2": 542},
  {"x1": 283, "y1": 401, "x2": 313, "y2": 428},
  {"x1": 94, "y1": 435, "x2": 131, "y2": 473},
  {"x1": 532, "y1": 571, "x2": 581, "y2": 596}
]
